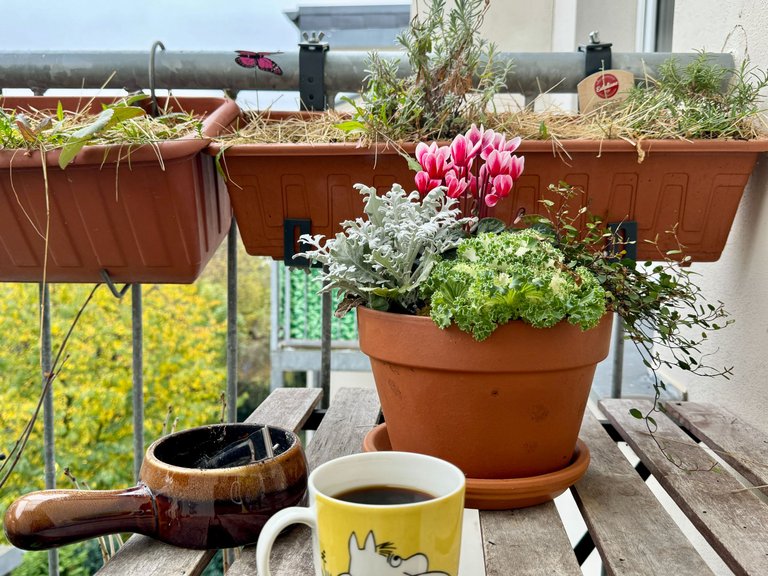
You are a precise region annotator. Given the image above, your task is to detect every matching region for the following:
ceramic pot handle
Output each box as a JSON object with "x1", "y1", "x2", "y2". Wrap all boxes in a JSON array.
[
  {"x1": 256, "y1": 506, "x2": 317, "y2": 576},
  {"x1": 3, "y1": 484, "x2": 156, "y2": 550}
]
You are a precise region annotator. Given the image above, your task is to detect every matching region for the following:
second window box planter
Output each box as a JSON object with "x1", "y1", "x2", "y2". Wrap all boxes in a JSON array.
[
  {"x1": 212, "y1": 118, "x2": 768, "y2": 262},
  {"x1": 0, "y1": 95, "x2": 240, "y2": 284}
]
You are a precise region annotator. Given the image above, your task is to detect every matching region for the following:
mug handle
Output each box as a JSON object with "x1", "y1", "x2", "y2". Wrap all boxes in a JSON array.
[{"x1": 256, "y1": 506, "x2": 317, "y2": 576}]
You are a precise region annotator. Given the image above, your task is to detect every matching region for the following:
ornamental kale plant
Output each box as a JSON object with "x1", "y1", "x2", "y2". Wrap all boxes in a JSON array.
[
  {"x1": 298, "y1": 175, "x2": 732, "y2": 450},
  {"x1": 413, "y1": 124, "x2": 525, "y2": 221},
  {"x1": 422, "y1": 229, "x2": 606, "y2": 341},
  {"x1": 296, "y1": 183, "x2": 473, "y2": 315}
]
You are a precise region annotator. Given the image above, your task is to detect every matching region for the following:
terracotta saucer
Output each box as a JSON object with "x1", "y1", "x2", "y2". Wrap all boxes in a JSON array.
[{"x1": 363, "y1": 423, "x2": 590, "y2": 510}]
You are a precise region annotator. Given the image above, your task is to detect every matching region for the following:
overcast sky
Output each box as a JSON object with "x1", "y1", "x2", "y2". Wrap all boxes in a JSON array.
[
  {"x1": 0, "y1": 0, "x2": 408, "y2": 109},
  {"x1": 0, "y1": 0, "x2": 407, "y2": 51}
]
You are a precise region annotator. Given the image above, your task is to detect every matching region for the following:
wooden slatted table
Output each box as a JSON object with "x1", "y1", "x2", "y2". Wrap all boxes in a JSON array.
[{"x1": 96, "y1": 389, "x2": 768, "y2": 576}]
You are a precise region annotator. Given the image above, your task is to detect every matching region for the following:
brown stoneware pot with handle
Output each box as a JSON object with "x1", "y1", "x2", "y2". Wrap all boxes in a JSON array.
[{"x1": 3, "y1": 423, "x2": 307, "y2": 550}]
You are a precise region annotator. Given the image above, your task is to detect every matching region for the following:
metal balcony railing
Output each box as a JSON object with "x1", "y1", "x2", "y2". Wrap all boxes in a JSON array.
[{"x1": 0, "y1": 46, "x2": 722, "y2": 575}]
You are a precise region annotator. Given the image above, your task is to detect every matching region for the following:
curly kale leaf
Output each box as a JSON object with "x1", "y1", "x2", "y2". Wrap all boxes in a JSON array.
[{"x1": 422, "y1": 229, "x2": 607, "y2": 340}]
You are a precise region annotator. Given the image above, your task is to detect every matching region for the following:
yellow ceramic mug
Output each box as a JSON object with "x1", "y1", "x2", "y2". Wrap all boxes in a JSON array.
[{"x1": 256, "y1": 451, "x2": 466, "y2": 576}]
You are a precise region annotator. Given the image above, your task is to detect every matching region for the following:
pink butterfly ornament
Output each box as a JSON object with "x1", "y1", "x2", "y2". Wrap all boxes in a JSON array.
[{"x1": 234, "y1": 50, "x2": 283, "y2": 75}]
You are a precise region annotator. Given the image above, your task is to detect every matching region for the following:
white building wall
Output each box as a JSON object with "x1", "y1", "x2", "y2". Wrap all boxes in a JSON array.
[
  {"x1": 413, "y1": 0, "x2": 638, "y2": 52},
  {"x1": 413, "y1": 0, "x2": 556, "y2": 51},
  {"x1": 573, "y1": 1, "x2": 638, "y2": 51},
  {"x1": 665, "y1": 0, "x2": 768, "y2": 434}
]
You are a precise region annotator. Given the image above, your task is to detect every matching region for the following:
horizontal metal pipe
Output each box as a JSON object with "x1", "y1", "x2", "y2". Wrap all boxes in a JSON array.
[{"x1": 0, "y1": 51, "x2": 733, "y2": 95}]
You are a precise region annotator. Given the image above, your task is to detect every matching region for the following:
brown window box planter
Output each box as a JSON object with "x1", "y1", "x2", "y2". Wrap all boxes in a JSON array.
[
  {"x1": 0, "y1": 95, "x2": 240, "y2": 284},
  {"x1": 212, "y1": 112, "x2": 768, "y2": 262}
]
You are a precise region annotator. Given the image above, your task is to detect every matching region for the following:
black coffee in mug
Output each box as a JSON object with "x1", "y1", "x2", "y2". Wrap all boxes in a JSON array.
[{"x1": 334, "y1": 485, "x2": 434, "y2": 505}]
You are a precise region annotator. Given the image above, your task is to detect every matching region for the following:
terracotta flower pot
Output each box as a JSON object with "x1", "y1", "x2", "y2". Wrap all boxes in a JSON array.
[
  {"x1": 211, "y1": 113, "x2": 768, "y2": 263},
  {"x1": 0, "y1": 96, "x2": 240, "y2": 283},
  {"x1": 357, "y1": 306, "x2": 613, "y2": 480}
]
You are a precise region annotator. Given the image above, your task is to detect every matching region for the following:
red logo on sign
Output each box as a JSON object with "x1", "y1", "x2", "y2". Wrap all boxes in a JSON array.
[{"x1": 594, "y1": 73, "x2": 619, "y2": 99}]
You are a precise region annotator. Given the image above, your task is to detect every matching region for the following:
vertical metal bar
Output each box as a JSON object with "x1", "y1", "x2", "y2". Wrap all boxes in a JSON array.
[
  {"x1": 303, "y1": 271, "x2": 310, "y2": 339},
  {"x1": 283, "y1": 265, "x2": 291, "y2": 343},
  {"x1": 524, "y1": 93, "x2": 536, "y2": 108},
  {"x1": 225, "y1": 220, "x2": 239, "y2": 576},
  {"x1": 320, "y1": 278, "x2": 332, "y2": 408},
  {"x1": 270, "y1": 261, "x2": 280, "y2": 353},
  {"x1": 611, "y1": 314, "x2": 625, "y2": 398},
  {"x1": 40, "y1": 284, "x2": 58, "y2": 576},
  {"x1": 226, "y1": 219, "x2": 238, "y2": 423},
  {"x1": 131, "y1": 284, "x2": 144, "y2": 483},
  {"x1": 269, "y1": 261, "x2": 282, "y2": 391}
]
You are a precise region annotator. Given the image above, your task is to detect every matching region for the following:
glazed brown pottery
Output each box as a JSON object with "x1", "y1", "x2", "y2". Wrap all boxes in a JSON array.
[
  {"x1": 211, "y1": 113, "x2": 768, "y2": 262},
  {"x1": 357, "y1": 306, "x2": 612, "y2": 480},
  {"x1": 3, "y1": 424, "x2": 307, "y2": 550},
  {"x1": 0, "y1": 96, "x2": 240, "y2": 283}
]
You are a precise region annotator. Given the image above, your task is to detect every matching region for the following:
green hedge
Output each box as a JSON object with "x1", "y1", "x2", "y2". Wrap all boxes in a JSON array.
[{"x1": 279, "y1": 264, "x2": 358, "y2": 341}]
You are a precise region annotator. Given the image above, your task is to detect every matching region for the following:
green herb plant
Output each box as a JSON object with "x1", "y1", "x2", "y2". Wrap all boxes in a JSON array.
[
  {"x1": 339, "y1": 0, "x2": 510, "y2": 142},
  {"x1": 619, "y1": 52, "x2": 768, "y2": 140},
  {"x1": 0, "y1": 94, "x2": 203, "y2": 169}
]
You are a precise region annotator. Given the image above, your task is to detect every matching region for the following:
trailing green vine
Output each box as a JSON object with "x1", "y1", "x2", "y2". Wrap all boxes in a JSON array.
[{"x1": 527, "y1": 183, "x2": 733, "y2": 466}]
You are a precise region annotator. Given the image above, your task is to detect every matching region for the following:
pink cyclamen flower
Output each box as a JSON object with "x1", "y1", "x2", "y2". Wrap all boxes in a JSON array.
[
  {"x1": 485, "y1": 149, "x2": 512, "y2": 177},
  {"x1": 508, "y1": 155, "x2": 525, "y2": 180},
  {"x1": 463, "y1": 125, "x2": 485, "y2": 159},
  {"x1": 492, "y1": 174, "x2": 514, "y2": 199},
  {"x1": 418, "y1": 145, "x2": 451, "y2": 179},
  {"x1": 504, "y1": 136, "x2": 522, "y2": 154},
  {"x1": 415, "y1": 171, "x2": 441, "y2": 196},
  {"x1": 485, "y1": 192, "x2": 500, "y2": 207},
  {"x1": 481, "y1": 130, "x2": 506, "y2": 159},
  {"x1": 444, "y1": 170, "x2": 468, "y2": 199},
  {"x1": 466, "y1": 124, "x2": 484, "y2": 148},
  {"x1": 481, "y1": 127, "x2": 496, "y2": 150},
  {"x1": 415, "y1": 142, "x2": 437, "y2": 166},
  {"x1": 450, "y1": 134, "x2": 471, "y2": 169},
  {"x1": 412, "y1": 127, "x2": 524, "y2": 216}
]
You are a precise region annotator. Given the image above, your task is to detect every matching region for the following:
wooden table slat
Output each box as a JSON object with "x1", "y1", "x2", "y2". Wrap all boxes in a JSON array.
[
  {"x1": 480, "y1": 503, "x2": 581, "y2": 576},
  {"x1": 94, "y1": 389, "x2": 768, "y2": 576},
  {"x1": 96, "y1": 388, "x2": 324, "y2": 576},
  {"x1": 244, "y1": 387, "x2": 324, "y2": 430},
  {"x1": 600, "y1": 399, "x2": 768, "y2": 576},
  {"x1": 228, "y1": 387, "x2": 382, "y2": 576},
  {"x1": 664, "y1": 400, "x2": 768, "y2": 489},
  {"x1": 573, "y1": 411, "x2": 714, "y2": 575}
]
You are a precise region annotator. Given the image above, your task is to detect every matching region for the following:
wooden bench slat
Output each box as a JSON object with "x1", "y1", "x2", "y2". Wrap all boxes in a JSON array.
[
  {"x1": 228, "y1": 387, "x2": 382, "y2": 576},
  {"x1": 96, "y1": 388, "x2": 323, "y2": 576},
  {"x1": 601, "y1": 399, "x2": 768, "y2": 576},
  {"x1": 244, "y1": 387, "x2": 324, "y2": 430},
  {"x1": 480, "y1": 503, "x2": 581, "y2": 576},
  {"x1": 664, "y1": 401, "x2": 768, "y2": 489},
  {"x1": 573, "y1": 411, "x2": 714, "y2": 575}
]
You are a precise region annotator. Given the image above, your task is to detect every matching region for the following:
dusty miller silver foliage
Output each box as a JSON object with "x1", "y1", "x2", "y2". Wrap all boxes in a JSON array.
[{"x1": 296, "y1": 183, "x2": 474, "y2": 314}]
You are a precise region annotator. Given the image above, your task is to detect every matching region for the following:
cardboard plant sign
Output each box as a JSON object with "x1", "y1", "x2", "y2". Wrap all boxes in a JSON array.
[{"x1": 577, "y1": 69, "x2": 635, "y2": 113}]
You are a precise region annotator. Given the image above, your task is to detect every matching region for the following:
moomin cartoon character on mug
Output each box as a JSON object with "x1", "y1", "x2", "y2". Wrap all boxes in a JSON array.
[{"x1": 336, "y1": 530, "x2": 450, "y2": 576}]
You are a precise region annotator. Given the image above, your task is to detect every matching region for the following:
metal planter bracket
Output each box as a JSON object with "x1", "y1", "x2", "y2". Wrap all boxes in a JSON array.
[
  {"x1": 579, "y1": 31, "x2": 613, "y2": 76},
  {"x1": 299, "y1": 32, "x2": 329, "y2": 111},
  {"x1": 284, "y1": 218, "x2": 319, "y2": 267}
]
